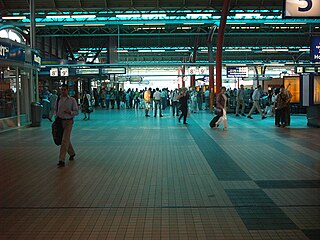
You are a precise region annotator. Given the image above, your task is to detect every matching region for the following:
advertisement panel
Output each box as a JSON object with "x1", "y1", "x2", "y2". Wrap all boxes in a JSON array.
[{"x1": 283, "y1": 0, "x2": 320, "y2": 18}]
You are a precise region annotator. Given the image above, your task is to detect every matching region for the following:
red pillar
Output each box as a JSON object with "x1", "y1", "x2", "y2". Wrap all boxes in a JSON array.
[{"x1": 216, "y1": 0, "x2": 231, "y2": 94}]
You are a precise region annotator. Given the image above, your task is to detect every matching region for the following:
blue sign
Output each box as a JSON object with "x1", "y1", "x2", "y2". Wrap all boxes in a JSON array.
[
  {"x1": 311, "y1": 36, "x2": 320, "y2": 62},
  {"x1": 226, "y1": 66, "x2": 248, "y2": 78},
  {"x1": 0, "y1": 39, "x2": 25, "y2": 62}
]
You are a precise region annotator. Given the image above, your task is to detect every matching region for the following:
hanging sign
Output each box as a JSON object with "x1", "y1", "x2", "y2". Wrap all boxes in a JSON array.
[
  {"x1": 227, "y1": 66, "x2": 249, "y2": 78},
  {"x1": 60, "y1": 68, "x2": 69, "y2": 77},
  {"x1": 283, "y1": 0, "x2": 320, "y2": 18},
  {"x1": 50, "y1": 68, "x2": 58, "y2": 77}
]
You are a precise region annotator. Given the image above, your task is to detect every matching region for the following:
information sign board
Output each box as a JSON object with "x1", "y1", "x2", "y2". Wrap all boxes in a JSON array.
[
  {"x1": 76, "y1": 68, "x2": 100, "y2": 75},
  {"x1": 226, "y1": 66, "x2": 248, "y2": 78}
]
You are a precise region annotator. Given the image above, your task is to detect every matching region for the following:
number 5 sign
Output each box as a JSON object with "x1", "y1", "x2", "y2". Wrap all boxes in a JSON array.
[{"x1": 283, "y1": 0, "x2": 320, "y2": 18}]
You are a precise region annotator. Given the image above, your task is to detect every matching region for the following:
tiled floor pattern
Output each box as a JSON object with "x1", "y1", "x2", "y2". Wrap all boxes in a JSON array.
[{"x1": 0, "y1": 109, "x2": 319, "y2": 239}]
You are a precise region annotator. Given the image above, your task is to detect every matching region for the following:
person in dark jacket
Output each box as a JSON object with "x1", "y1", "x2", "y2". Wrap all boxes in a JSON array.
[{"x1": 177, "y1": 88, "x2": 189, "y2": 124}]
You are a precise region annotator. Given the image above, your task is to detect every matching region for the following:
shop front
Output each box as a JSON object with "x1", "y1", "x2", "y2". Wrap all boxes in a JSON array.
[{"x1": 0, "y1": 35, "x2": 41, "y2": 131}]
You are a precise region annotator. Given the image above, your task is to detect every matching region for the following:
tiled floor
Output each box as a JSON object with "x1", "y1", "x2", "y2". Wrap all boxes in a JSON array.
[{"x1": 0, "y1": 108, "x2": 319, "y2": 239}]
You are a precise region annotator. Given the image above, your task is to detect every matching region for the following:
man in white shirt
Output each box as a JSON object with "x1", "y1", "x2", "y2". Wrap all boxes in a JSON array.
[
  {"x1": 56, "y1": 84, "x2": 79, "y2": 168},
  {"x1": 247, "y1": 85, "x2": 267, "y2": 120},
  {"x1": 153, "y1": 88, "x2": 163, "y2": 117}
]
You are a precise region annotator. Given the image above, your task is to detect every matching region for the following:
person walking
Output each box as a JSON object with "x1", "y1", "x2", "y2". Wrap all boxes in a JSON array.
[
  {"x1": 177, "y1": 88, "x2": 189, "y2": 124},
  {"x1": 144, "y1": 88, "x2": 151, "y2": 117},
  {"x1": 235, "y1": 84, "x2": 246, "y2": 116},
  {"x1": 48, "y1": 90, "x2": 58, "y2": 122},
  {"x1": 81, "y1": 90, "x2": 92, "y2": 120},
  {"x1": 247, "y1": 85, "x2": 267, "y2": 120},
  {"x1": 215, "y1": 86, "x2": 228, "y2": 130},
  {"x1": 55, "y1": 84, "x2": 79, "y2": 168},
  {"x1": 153, "y1": 88, "x2": 163, "y2": 117},
  {"x1": 171, "y1": 89, "x2": 179, "y2": 116}
]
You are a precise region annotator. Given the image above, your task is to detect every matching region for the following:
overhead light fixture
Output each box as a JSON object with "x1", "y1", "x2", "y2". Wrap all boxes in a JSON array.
[
  {"x1": 187, "y1": 14, "x2": 212, "y2": 18},
  {"x1": 183, "y1": 22, "x2": 205, "y2": 25},
  {"x1": 116, "y1": 14, "x2": 141, "y2": 18},
  {"x1": 175, "y1": 49, "x2": 189, "y2": 52},
  {"x1": 84, "y1": 24, "x2": 105, "y2": 26},
  {"x1": 63, "y1": 24, "x2": 84, "y2": 27},
  {"x1": 264, "y1": 22, "x2": 284, "y2": 25},
  {"x1": 115, "y1": 50, "x2": 128, "y2": 53},
  {"x1": 235, "y1": 13, "x2": 261, "y2": 18},
  {"x1": 2, "y1": 16, "x2": 27, "y2": 20},
  {"x1": 225, "y1": 49, "x2": 252, "y2": 52},
  {"x1": 299, "y1": 48, "x2": 310, "y2": 52},
  {"x1": 285, "y1": 22, "x2": 307, "y2": 25},
  {"x1": 46, "y1": 15, "x2": 71, "y2": 18},
  {"x1": 71, "y1": 14, "x2": 96, "y2": 18},
  {"x1": 226, "y1": 22, "x2": 247, "y2": 24},
  {"x1": 138, "y1": 49, "x2": 165, "y2": 52},
  {"x1": 25, "y1": 24, "x2": 46, "y2": 27}
]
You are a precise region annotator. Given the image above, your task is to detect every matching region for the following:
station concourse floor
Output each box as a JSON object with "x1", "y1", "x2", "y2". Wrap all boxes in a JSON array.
[{"x1": 0, "y1": 108, "x2": 320, "y2": 240}]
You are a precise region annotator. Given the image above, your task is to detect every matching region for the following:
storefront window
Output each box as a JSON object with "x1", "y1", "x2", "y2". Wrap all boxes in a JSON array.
[{"x1": 0, "y1": 69, "x2": 17, "y2": 118}]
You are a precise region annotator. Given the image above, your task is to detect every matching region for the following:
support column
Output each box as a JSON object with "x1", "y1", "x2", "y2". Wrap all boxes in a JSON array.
[
  {"x1": 190, "y1": 75, "x2": 196, "y2": 88},
  {"x1": 208, "y1": 44, "x2": 215, "y2": 113},
  {"x1": 29, "y1": 0, "x2": 36, "y2": 103},
  {"x1": 16, "y1": 68, "x2": 20, "y2": 127},
  {"x1": 181, "y1": 65, "x2": 186, "y2": 88},
  {"x1": 216, "y1": 0, "x2": 231, "y2": 95}
]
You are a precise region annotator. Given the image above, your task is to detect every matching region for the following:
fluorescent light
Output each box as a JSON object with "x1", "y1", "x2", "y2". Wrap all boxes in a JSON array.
[
  {"x1": 275, "y1": 49, "x2": 289, "y2": 52},
  {"x1": 2, "y1": 16, "x2": 26, "y2": 20},
  {"x1": 63, "y1": 24, "x2": 84, "y2": 26},
  {"x1": 187, "y1": 14, "x2": 212, "y2": 18},
  {"x1": 235, "y1": 13, "x2": 261, "y2": 18},
  {"x1": 262, "y1": 48, "x2": 276, "y2": 52},
  {"x1": 84, "y1": 24, "x2": 105, "y2": 26},
  {"x1": 299, "y1": 48, "x2": 310, "y2": 52},
  {"x1": 175, "y1": 49, "x2": 189, "y2": 52},
  {"x1": 138, "y1": 49, "x2": 165, "y2": 52},
  {"x1": 225, "y1": 49, "x2": 252, "y2": 52},
  {"x1": 115, "y1": 50, "x2": 128, "y2": 53},
  {"x1": 78, "y1": 50, "x2": 90, "y2": 53},
  {"x1": 116, "y1": 14, "x2": 141, "y2": 18},
  {"x1": 101, "y1": 50, "x2": 108, "y2": 53},
  {"x1": 25, "y1": 24, "x2": 46, "y2": 27},
  {"x1": 71, "y1": 14, "x2": 96, "y2": 18},
  {"x1": 46, "y1": 15, "x2": 71, "y2": 18},
  {"x1": 183, "y1": 22, "x2": 204, "y2": 25},
  {"x1": 226, "y1": 22, "x2": 247, "y2": 24},
  {"x1": 177, "y1": 26, "x2": 192, "y2": 30}
]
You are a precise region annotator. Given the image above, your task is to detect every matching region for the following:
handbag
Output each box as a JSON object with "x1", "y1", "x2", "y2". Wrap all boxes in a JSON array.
[
  {"x1": 52, "y1": 117, "x2": 63, "y2": 146},
  {"x1": 88, "y1": 106, "x2": 93, "y2": 113}
]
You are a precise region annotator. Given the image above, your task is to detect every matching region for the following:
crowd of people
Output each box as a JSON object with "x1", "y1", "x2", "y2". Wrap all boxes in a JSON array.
[
  {"x1": 42, "y1": 84, "x2": 293, "y2": 128},
  {"x1": 43, "y1": 84, "x2": 293, "y2": 168}
]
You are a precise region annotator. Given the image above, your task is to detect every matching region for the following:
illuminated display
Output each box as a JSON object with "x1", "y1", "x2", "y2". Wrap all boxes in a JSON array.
[
  {"x1": 314, "y1": 75, "x2": 320, "y2": 104},
  {"x1": 284, "y1": 76, "x2": 300, "y2": 103},
  {"x1": 226, "y1": 66, "x2": 248, "y2": 78}
]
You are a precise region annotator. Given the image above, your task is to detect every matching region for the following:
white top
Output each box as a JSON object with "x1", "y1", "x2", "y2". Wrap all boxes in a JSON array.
[
  {"x1": 252, "y1": 89, "x2": 261, "y2": 101},
  {"x1": 153, "y1": 91, "x2": 161, "y2": 100}
]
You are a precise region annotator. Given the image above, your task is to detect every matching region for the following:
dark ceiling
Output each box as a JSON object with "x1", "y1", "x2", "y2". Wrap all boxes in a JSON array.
[{"x1": 0, "y1": 0, "x2": 319, "y2": 65}]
